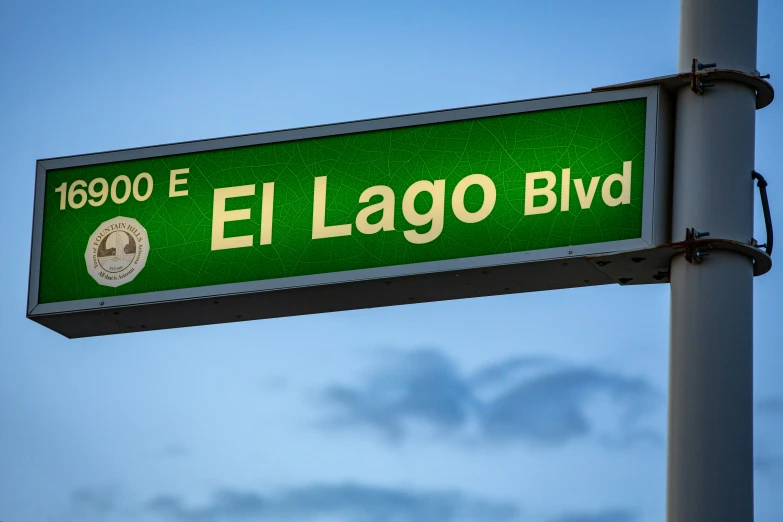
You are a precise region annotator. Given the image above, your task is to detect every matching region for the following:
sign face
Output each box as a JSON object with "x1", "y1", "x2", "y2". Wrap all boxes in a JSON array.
[{"x1": 28, "y1": 86, "x2": 671, "y2": 337}]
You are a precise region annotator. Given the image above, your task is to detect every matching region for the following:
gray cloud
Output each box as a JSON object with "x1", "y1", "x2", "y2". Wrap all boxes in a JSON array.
[
  {"x1": 549, "y1": 509, "x2": 636, "y2": 522},
  {"x1": 755, "y1": 396, "x2": 783, "y2": 476},
  {"x1": 162, "y1": 444, "x2": 189, "y2": 458},
  {"x1": 757, "y1": 396, "x2": 783, "y2": 417},
  {"x1": 481, "y1": 367, "x2": 657, "y2": 445},
  {"x1": 322, "y1": 349, "x2": 478, "y2": 441},
  {"x1": 68, "y1": 482, "x2": 640, "y2": 522},
  {"x1": 470, "y1": 356, "x2": 555, "y2": 387},
  {"x1": 755, "y1": 454, "x2": 783, "y2": 474},
  {"x1": 321, "y1": 348, "x2": 659, "y2": 446},
  {"x1": 66, "y1": 486, "x2": 127, "y2": 522},
  {"x1": 70, "y1": 486, "x2": 120, "y2": 516},
  {"x1": 147, "y1": 483, "x2": 519, "y2": 522}
]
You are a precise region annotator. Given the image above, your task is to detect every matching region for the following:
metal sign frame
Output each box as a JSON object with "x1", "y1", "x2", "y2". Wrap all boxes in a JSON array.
[{"x1": 28, "y1": 85, "x2": 671, "y2": 337}]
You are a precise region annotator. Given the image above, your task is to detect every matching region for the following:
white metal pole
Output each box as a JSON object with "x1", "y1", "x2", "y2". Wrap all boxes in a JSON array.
[{"x1": 669, "y1": 0, "x2": 759, "y2": 521}]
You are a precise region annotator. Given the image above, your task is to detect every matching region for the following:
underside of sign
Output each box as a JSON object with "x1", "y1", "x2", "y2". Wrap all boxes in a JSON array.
[
  {"x1": 28, "y1": 250, "x2": 657, "y2": 338},
  {"x1": 28, "y1": 86, "x2": 674, "y2": 337}
]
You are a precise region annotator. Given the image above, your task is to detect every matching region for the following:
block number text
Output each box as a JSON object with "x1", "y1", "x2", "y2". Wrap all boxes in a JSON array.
[{"x1": 54, "y1": 172, "x2": 154, "y2": 210}]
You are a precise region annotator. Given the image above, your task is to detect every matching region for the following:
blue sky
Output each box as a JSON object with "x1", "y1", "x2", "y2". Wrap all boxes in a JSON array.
[{"x1": 1, "y1": 1, "x2": 782, "y2": 522}]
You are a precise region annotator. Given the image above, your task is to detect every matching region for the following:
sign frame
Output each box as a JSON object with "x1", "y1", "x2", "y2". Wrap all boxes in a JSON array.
[{"x1": 28, "y1": 85, "x2": 672, "y2": 337}]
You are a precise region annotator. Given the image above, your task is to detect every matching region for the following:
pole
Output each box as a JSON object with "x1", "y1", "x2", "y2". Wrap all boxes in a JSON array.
[{"x1": 668, "y1": 0, "x2": 758, "y2": 521}]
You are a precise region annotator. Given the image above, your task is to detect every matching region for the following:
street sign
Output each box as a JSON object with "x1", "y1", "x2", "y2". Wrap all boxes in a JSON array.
[{"x1": 28, "y1": 86, "x2": 671, "y2": 337}]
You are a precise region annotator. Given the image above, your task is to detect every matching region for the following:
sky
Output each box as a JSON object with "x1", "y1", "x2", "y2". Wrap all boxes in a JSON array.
[{"x1": 1, "y1": 1, "x2": 782, "y2": 522}]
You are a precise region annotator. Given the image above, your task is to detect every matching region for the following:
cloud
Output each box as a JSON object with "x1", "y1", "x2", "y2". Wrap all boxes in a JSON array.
[
  {"x1": 321, "y1": 349, "x2": 478, "y2": 441},
  {"x1": 70, "y1": 486, "x2": 120, "y2": 516},
  {"x1": 755, "y1": 396, "x2": 783, "y2": 476},
  {"x1": 757, "y1": 397, "x2": 783, "y2": 418},
  {"x1": 147, "y1": 483, "x2": 519, "y2": 522},
  {"x1": 755, "y1": 454, "x2": 783, "y2": 474},
  {"x1": 549, "y1": 508, "x2": 636, "y2": 522},
  {"x1": 480, "y1": 366, "x2": 657, "y2": 445},
  {"x1": 470, "y1": 356, "x2": 555, "y2": 387},
  {"x1": 69, "y1": 482, "x2": 637, "y2": 522},
  {"x1": 320, "y1": 348, "x2": 659, "y2": 446},
  {"x1": 162, "y1": 444, "x2": 189, "y2": 458},
  {"x1": 67, "y1": 486, "x2": 127, "y2": 522}
]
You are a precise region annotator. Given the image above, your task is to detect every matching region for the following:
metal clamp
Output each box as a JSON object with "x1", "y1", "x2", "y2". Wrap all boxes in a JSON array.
[
  {"x1": 594, "y1": 66, "x2": 774, "y2": 110},
  {"x1": 752, "y1": 170, "x2": 773, "y2": 256},
  {"x1": 586, "y1": 235, "x2": 772, "y2": 288},
  {"x1": 683, "y1": 228, "x2": 710, "y2": 264},
  {"x1": 691, "y1": 59, "x2": 717, "y2": 94},
  {"x1": 678, "y1": 228, "x2": 771, "y2": 275}
]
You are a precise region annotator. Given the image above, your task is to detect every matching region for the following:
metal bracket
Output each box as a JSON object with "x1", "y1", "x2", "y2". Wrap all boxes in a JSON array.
[
  {"x1": 691, "y1": 59, "x2": 717, "y2": 94},
  {"x1": 683, "y1": 227, "x2": 710, "y2": 264},
  {"x1": 752, "y1": 170, "x2": 773, "y2": 256},
  {"x1": 593, "y1": 68, "x2": 774, "y2": 110},
  {"x1": 679, "y1": 228, "x2": 771, "y2": 274},
  {"x1": 587, "y1": 235, "x2": 772, "y2": 287}
]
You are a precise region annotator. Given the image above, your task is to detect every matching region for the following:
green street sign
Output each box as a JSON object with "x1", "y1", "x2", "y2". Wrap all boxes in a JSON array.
[{"x1": 28, "y1": 86, "x2": 671, "y2": 337}]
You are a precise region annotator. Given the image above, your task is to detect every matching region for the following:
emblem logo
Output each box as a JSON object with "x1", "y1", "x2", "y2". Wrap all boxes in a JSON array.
[{"x1": 84, "y1": 216, "x2": 149, "y2": 287}]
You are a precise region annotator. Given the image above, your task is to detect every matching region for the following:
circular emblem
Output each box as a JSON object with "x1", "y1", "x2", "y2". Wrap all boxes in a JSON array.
[{"x1": 84, "y1": 216, "x2": 149, "y2": 287}]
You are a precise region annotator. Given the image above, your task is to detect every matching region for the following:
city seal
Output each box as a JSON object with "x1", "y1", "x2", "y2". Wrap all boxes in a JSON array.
[{"x1": 84, "y1": 216, "x2": 150, "y2": 287}]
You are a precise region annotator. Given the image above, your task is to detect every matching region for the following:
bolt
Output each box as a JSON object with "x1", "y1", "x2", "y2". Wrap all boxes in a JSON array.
[
  {"x1": 568, "y1": 249, "x2": 573, "y2": 254},
  {"x1": 694, "y1": 230, "x2": 710, "y2": 239},
  {"x1": 699, "y1": 81, "x2": 716, "y2": 89},
  {"x1": 100, "y1": 301, "x2": 104, "y2": 305},
  {"x1": 760, "y1": 73, "x2": 771, "y2": 79},
  {"x1": 697, "y1": 62, "x2": 717, "y2": 70},
  {"x1": 696, "y1": 250, "x2": 710, "y2": 259}
]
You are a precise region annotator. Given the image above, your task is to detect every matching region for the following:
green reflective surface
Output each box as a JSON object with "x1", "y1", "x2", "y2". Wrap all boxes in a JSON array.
[{"x1": 39, "y1": 98, "x2": 646, "y2": 304}]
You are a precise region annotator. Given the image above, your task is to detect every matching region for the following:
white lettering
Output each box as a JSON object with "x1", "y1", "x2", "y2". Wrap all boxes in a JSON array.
[
  {"x1": 402, "y1": 179, "x2": 445, "y2": 244},
  {"x1": 452, "y1": 174, "x2": 496, "y2": 224},
  {"x1": 524, "y1": 171, "x2": 557, "y2": 215},
  {"x1": 356, "y1": 185, "x2": 395, "y2": 235},
  {"x1": 170, "y1": 168, "x2": 189, "y2": 197},
  {"x1": 312, "y1": 176, "x2": 352, "y2": 239},
  {"x1": 560, "y1": 168, "x2": 571, "y2": 212},
  {"x1": 260, "y1": 182, "x2": 274, "y2": 245},
  {"x1": 601, "y1": 161, "x2": 632, "y2": 207},
  {"x1": 211, "y1": 184, "x2": 255, "y2": 250},
  {"x1": 574, "y1": 176, "x2": 600, "y2": 209}
]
